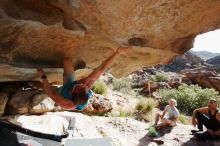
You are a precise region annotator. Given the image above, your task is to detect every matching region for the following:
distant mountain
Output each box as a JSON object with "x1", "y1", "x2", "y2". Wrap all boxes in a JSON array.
[
  {"x1": 190, "y1": 50, "x2": 220, "y2": 60},
  {"x1": 206, "y1": 55, "x2": 220, "y2": 65},
  {"x1": 163, "y1": 51, "x2": 204, "y2": 72}
]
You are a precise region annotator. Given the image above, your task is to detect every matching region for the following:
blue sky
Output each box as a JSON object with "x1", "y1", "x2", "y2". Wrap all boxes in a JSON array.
[{"x1": 191, "y1": 29, "x2": 220, "y2": 53}]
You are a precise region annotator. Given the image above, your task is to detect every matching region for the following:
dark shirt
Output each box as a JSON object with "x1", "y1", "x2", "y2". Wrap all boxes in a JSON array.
[{"x1": 208, "y1": 110, "x2": 220, "y2": 131}]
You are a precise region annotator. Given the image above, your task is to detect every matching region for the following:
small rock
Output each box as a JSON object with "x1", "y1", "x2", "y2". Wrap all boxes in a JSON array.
[{"x1": 83, "y1": 94, "x2": 113, "y2": 115}]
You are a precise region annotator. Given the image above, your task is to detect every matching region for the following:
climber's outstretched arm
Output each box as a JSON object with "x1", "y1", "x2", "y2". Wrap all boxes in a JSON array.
[
  {"x1": 84, "y1": 46, "x2": 132, "y2": 88},
  {"x1": 36, "y1": 68, "x2": 75, "y2": 109}
]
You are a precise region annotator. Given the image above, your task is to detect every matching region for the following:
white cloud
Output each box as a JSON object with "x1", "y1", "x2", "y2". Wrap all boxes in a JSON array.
[{"x1": 191, "y1": 29, "x2": 220, "y2": 53}]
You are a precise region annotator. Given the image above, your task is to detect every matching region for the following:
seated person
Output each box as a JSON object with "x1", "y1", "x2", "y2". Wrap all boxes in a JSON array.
[
  {"x1": 36, "y1": 46, "x2": 132, "y2": 110},
  {"x1": 191, "y1": 98, "x2": 220, "y2": 140},
  {"x1": 153, "y1": 98, "x2": 179, "y2": 129}
]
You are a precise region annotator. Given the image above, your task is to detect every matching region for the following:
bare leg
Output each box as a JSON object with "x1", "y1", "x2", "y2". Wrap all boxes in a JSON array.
[
  {"x1": 63, "y1": 58, "x2": 75, "y2": 85},
  {"x1": 63, "y1": 58, "x2": 75, "y2": 75},
  {"x1": 154, "y1": 112, "x2": 162, "y2": 126},
  {"x1": 156, "y1": 120, "x2": 168, "y2": 129},
  {"x1": 156, "y1": 119, "x2": 174, "y2": 129}
]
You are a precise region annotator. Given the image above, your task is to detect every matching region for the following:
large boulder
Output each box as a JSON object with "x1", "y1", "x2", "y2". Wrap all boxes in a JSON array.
[
  {"x1": 206, "y1": 55, "x2": 220, "y2": 65},
  {"x1": 0, "y1": 92, "x2": 8, "y2": 116},
  {"x1": 28, "y1": 93, "x2": 59, "y2": 114},
  {"x1": 2, "y1": 81, "x2": 113, "y2": 115},
  {"x1": 0, "y1": 0, "x2": 220, "y2": 81},
  {"x1": 164, "y1": 51, "x2": 204, "y2": 72},
  {"x1": 6, "y1": 89, "x2": 41, "y2": 114},
  {"x1": 183, "y1": 71, "x2": 220, "y2": 93},
  {"x1": 83, "y1": 94, "x2": 113, "y2": 115}
]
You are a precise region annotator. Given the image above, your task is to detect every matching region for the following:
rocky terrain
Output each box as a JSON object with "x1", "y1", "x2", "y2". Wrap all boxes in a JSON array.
[
  {"x1": 163, "y1": 51, "x2": 204, "y2": 72},
  {"x1": 0, "y1": 81, "x2": 113, "y2": 116},
  {"x1": 0, "y1": 1, "x2": 220, "y2": 146},
  {"x1": 1, "y1": 112, "x2": 220, "y2": 146},
  {"x1": 132, "y1": 51, "x2": 220, "y2": 93},
  {"x1": 191, "y1": 50, "x2": 220, "y2": 60},
  {"x1": 0, "y1": 50, "x2": 219, "y2": 146},
  {"x1": 207, "y1": 55, "x2": 220, "y2": 65},
  {"x1": 0, "y1": 71, "x2": 219, "y2": 146},
  {"x1": 0, "y1": 0, "x2": 220, "y2": 81},
  {"x1": 182, "y1": 69, "x2": 220, "y2": 93}
]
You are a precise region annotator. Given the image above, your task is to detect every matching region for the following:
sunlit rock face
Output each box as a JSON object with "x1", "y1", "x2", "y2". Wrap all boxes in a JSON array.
[
  {"x1": 0, "y1": 0, "x2": 220, "y2": 81},
  {"x1": 183, "y1": 71, "x2": 220, "y2": 93}
]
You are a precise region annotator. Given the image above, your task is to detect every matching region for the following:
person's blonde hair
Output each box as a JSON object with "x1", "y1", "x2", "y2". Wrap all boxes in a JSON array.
[{"x1": 169, "y1": 98, "x2": 177, "y2": 106}]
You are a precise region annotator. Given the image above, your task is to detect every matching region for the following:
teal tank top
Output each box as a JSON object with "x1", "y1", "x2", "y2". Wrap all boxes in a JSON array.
[{"x1": 61, "y1": 81, "x2": 92, "y2": 110}]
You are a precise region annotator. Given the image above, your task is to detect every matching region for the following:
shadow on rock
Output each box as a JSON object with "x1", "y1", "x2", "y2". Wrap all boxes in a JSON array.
[
  {"x1": 182, "y1": 136, "x2": 220, "y2": 146},
  {"x1": 138, "y1": 126, "x2": 174, "y2": 146}
]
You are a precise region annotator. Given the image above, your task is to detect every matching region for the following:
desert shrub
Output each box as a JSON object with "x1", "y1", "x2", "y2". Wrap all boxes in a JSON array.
[
  {"x1": 135, "y1": 98, "x2": 157, "y2": 113},
  {"x1": 150, "y1": 72, "x2": 169, "y2": 82},
  {"x1": 178, "y1": 114, "x2": 190, "y2": 125},
  {"x1": 112, "y1": 77, "x2": 134, "y2": 93},
  {"x1": 155, "y1": 85, "x2": 220, "y2": 115},
  {"x1": 119, "y1": 109, "x2": 133, "y2": 117},
  {"x1": 216, "y1": 68, "x2": 220, "y2": 74},
  {"x1": 92, "y1": 81, "x2": 107, "y2": 95}
]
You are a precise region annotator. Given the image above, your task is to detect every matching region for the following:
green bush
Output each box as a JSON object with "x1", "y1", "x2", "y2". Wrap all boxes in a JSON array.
[
  {"x1": 119, "y1": 109, "x2": 133, "y2": 117},
  {"x1": 112, "y1": 77, "x2": 134, "y2": 93},
  {"x1": 178, "y1": 114, "x2": 190, "y2": 125},
  {"x1": 155, "y1": 85, "x2": 220, "y2": 115},
  {"x1": 216, "y1": 68, "x2": 220, "y2": 74},
  {"x1": 150, "y1": 72, "x2": 169, "y2": 82},
  {"x1": 92, "y1": 81, "x2": 107, "y2": 95},
  {"x1": 135, "y1": 98, "x2": 157, "y2": 113}
]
